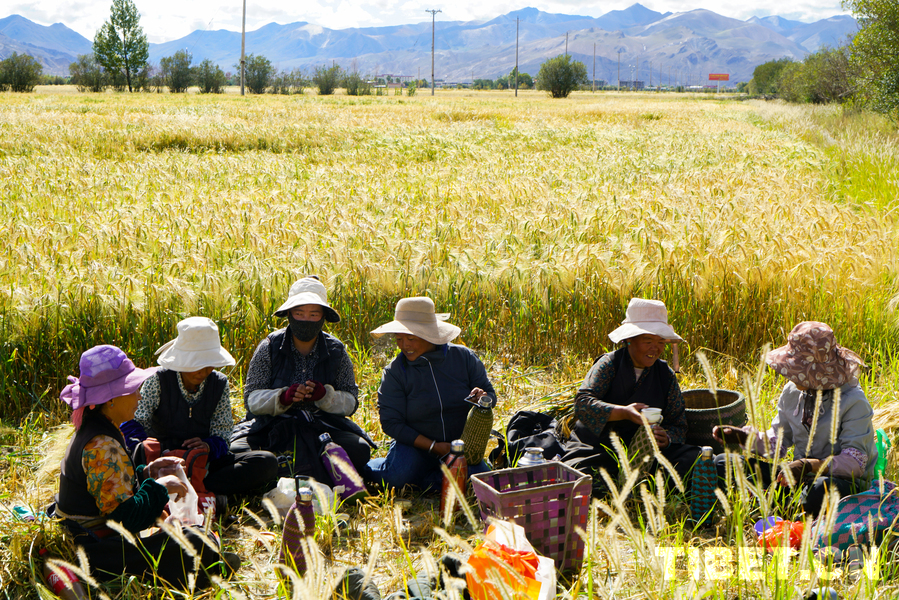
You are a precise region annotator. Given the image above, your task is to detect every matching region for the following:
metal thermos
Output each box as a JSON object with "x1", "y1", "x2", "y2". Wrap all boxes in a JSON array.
[
  {"x1": 440, "y1": 439, "x2": 468, "y2": 514},
  {"x1": 518, "y1": 447, "x2": 546, "y2": 468},
  {"x1": 279, "y1": 487, "x2": 316, "y2": 574},
  {"x1": 460, "y1": 395, "x2": 493, "y2": 465}
]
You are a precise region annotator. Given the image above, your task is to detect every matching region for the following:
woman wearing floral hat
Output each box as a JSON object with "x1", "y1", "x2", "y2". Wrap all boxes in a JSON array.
[
  {"x1": 366, "y1": 296, "x2": 497, "y2": 490},
  {"x1": 714, "y1": 321, "x2": 876, "y2": 516},
  {"x1": 230, "y1": 277, "x2": 375, "y2": 484},
  {"x1": 123, "y1": 317, "x2": 278, "y2": 511},
  {"x1": 564, "y1": 298, "x2": 699, "y2": 497},
  {"x1": 52, "y1": 345, "x2": 239, "y2": 587}
]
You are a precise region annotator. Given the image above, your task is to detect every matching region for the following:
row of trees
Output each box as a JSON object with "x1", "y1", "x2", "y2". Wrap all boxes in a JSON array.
[{"x1": 748, "y1": 0, "x2": 898, "y2": 120}]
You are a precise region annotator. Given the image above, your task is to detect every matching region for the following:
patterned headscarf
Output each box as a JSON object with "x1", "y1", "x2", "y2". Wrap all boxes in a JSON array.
[{"x1": 766, "y1": 322, "x2": 864, "y2": 390}]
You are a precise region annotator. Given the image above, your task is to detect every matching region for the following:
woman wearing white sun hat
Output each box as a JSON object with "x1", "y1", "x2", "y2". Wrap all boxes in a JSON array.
[
  {"x1": 564, "y1": 298, "x2": 699, "y2": 496},
  {"x1": 122, "y1": 317, "x2": 278, "y2": 505},
  {"x1": 366, "y1": 297, "x2": 497, "y2": 490},
  {"x1": 230, "y1": 277, "x2": 375, "y2": 484}
]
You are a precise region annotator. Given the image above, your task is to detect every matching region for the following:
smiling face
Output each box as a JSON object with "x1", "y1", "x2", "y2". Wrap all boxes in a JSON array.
[
  {"x1": 626, "y1": 334, "x2": 667, "y2": 368},
  {"x1": 395, "y1": 333, "x2": 436, "y2": 362}
]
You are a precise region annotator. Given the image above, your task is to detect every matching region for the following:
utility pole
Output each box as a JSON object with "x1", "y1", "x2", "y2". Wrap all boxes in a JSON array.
[
  {"x1": 649, "y1": 60, "x2": 652, "y2": 88},
  {"x1": 426, "y1": 9, "x2": 441, "y2": 96},
  {"x1": 240, "y1": 0, "x2": 246, "y2": 95},
  {"x1": 592, "y1": 43, "x2": 596, "y2": 92},
  {"x1": 515, "y1": 17, "x2": 519, "y2": 97},
  {"x1": 565, "y1": 31, "x2": 569, "y2": 56},
  {"x1": 617, "y1": 50, "x2": 621, "y2": 91}
]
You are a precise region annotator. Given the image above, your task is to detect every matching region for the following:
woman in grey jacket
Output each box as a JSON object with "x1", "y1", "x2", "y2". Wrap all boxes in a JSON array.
[
  {"x1": 714, "y1": 321, "x2": 876, "y2": 517},
  {"x1": 366, "y1": 297, "x2": 497, "y2": 490}
]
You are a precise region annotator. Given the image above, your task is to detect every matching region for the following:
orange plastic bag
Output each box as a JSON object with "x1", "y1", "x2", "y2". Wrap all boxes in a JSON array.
[
  {"x1": 466, "y1": 538, "x2": 542, "y2": 600},
  {"x1": 759, "y1": 520, "x2": 804, "y2": 551}
]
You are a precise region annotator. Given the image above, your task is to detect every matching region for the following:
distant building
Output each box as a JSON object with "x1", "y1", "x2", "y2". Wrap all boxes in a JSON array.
[{"x1": 618, "y1": 80, "x2": 644, "y2": 90}]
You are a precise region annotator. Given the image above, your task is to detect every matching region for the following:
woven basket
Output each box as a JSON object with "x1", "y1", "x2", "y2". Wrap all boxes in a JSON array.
[
  {"x1": 471, "y1": 462, "x2": 591, "y2": 574},
  {"x1": 683, "y1": 389, "x2": 746, "y2": 454}
]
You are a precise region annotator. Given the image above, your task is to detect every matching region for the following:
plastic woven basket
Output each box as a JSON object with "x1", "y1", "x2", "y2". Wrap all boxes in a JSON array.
[
  {"x1": 683, "y1": 389, "x2": 746, "y2": 454},
  {"x1": 471, "y1": 462, "x2": 591, "y2": 574}
]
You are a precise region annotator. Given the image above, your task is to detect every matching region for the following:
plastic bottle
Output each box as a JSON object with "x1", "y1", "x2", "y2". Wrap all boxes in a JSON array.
[
  {"x1": 319, "y1": 432, "x2": 368, "y2": 503},
  {"x1": 690, "y1": 446, "x2": 717, "y2": 521},
  {"x1": 40, "y1": 549, "x2": 87, "y2": 600},
  {"x1": 875, "y1": 428, "x2": 891, "y2": 480},
  {"x1": 440, "y1": 439, "x2": 468, "y2": 515},
  {"x1": 279, "y1": 486, "x2": 316, "y2": 574},
  {"x1": 460, "y1": 395, "x2": 493, "y2": 465}
]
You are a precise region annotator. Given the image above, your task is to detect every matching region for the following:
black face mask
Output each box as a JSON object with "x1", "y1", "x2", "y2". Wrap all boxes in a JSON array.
[{"x1": 288, "y1": 315, "x2": 324, "y2": 342}]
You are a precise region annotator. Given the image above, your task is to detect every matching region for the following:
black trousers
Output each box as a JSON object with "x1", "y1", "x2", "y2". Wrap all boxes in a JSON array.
[
  {"x1": 204, "y1": 450, "x2": 279, "y2": 496},
  {"x1": 714, "y1": 453, "x2": 862, "y2": 517},
  {"x1": 77, "y1": 526, "x2": 230, "y2": 589}
]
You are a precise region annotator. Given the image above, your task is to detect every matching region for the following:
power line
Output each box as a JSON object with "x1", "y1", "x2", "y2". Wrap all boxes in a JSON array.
[{"x1": 425, "y1": 9, "x2": 441, "y2": 96}]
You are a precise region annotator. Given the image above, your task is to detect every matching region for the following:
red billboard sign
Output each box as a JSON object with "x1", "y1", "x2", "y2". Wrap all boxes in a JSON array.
[{"x1": 708, "y1": 73, "x2": 730, "y2": 81}]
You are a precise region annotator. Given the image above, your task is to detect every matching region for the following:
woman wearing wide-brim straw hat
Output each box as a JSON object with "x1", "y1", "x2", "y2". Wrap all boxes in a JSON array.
[
  {"x1": 365, "y1": 297, "x2": 498, "y2": 490},
  {"x1": 713, "y1": 321, "x2": 876, "y2": 517},
  {"x1": 562, "y1": 298, "x2": 699, "y2": 498},
  {"x1": 229, "y1": 276, "x2": 376, "y2": 485},
  {"x1": 122, "y1": 316, "x2": 279, "y2": 509}
]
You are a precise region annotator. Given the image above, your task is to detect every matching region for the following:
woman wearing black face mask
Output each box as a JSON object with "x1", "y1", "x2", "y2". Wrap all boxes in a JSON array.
[{"x1": 229, "y1": 277, "x2": 376, "y2": 483}]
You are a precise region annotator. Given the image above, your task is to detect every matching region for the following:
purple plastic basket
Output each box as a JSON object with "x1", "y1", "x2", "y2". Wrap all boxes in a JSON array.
[{"x1": 471, "y1": 462, "x2": 591, "y2": 573}]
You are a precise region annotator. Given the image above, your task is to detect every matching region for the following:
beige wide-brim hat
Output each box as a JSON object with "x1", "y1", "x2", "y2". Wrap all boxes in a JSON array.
[
  {"x1": 766, "y1": 321, "x2": 864, "y2": 390},
  {"x1": 608, "y1": 298, "x2": 683, "y2": 344},
  {"x1": 155, "y1": 317, "x2": 236, "y2": 372},
  {"x1": 273, "y1": 277, "x2": 340, "y2": 322},
  {"x1": 371, "y1": 297, "x2": 461, "y2": 346}
]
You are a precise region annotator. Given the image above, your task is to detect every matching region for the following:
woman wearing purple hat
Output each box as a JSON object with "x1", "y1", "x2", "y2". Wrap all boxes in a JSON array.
[
  {"x1": 52, "y1": 345, "x2": 240, "y2": 587},
  {"x1": 713, "y1": 321, "x2": 876, "y2": 516}
]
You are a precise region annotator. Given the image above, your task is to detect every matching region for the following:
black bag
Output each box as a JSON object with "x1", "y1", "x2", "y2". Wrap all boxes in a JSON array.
[{"x1": 489, "y1": 410, "x2": 568, "y2": 468}]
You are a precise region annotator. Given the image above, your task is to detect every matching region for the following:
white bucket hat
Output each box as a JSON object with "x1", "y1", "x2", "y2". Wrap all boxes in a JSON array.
[
  {"x1": 155, "y1": 317, "x2": 236, "y2": 372},
  {"x1": 371, "y1": 297, "x2": 461, "y2": 346},
  {"x1": 608, "y1": 298, "x2": 683, "y2": 344},
  {"x1": 273, "y1": 277, "x2": 340, "y2": 322}
]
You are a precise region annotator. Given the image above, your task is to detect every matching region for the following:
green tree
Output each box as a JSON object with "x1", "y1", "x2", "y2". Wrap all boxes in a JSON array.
[
  {"x1": 0, "y1": 52, "x2": 44, "y2": 92},
  {"x1": 343, "y1": 71, "x2": 371, "y2": 96},
  {"x1": 313, "y1": 64, "x2": 343, "y2": 95},
  {"x1": 238, "y1": 54, "x2": 274, "y2": 94},
  {"x1": 406, "y1": 81, "x2": 417, "y2": 96},
  {"x1": 843, "y1": 0, "x2": 899, "y2": 118},
  {"x1": 69, "y1": 54, "x2": 106, "y2": 92},
  {"x1": 536, "y1": 54, "x2": 588, "y2": 98},
  {"x1": 160, "y1": 50, "x2": 193, "y2": 93},
  {"x1": 195, "y1": 59, "x2": 226, "y2": 93},
  {"x1": 749, "y1": 58, "x2": 793, "y2": 95},
  {"x1": 93, "y1": 0, "x2": 149, "y2": 92},
  {"x1": 778, "y1": 46, "x2": 857, "y2": 104},
  {"x1": 270, "y1": 68, "x2": 306, "y2": 95}
]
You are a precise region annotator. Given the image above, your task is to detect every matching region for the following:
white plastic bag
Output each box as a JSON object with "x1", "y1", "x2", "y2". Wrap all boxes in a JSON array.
[
  {"x1": 467, "y1": 519, "x2": 556, "y2": 600},
  {"x1": 264, "y1": 477, "x2": 335, "y2": 519},
  {"x1": 165, "y1": 463, "x2": 203, "y2": 526}
]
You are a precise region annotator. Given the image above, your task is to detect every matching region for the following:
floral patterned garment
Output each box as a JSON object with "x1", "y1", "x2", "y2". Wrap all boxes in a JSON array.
[{"x1": 82, "y1": 434, "x2": 137, "y2": 514}]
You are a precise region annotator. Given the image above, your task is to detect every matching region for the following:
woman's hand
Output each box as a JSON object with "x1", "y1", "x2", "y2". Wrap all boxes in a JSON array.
[
  {"x1": 432, "y1": 441, "x2": 452, "y2": 457},
  {"x1": 182, "y1": 437, "x2": 209, "y2": 453},
  {"x1": 611, "y1": 403, "x2": 649, "y2": 424},
  {"x1": 147, "y1": 456, "x2": 184, "y2": 479},
  {"x1": 776, "y1": 458, "x2": 822, "y2": 487},
  {"x1": 467, "y1": 388, "x2": 486, "y2": 402},
  {"x1": 652, "y1": 425, "x2": 670, "y2": 449},
  {"x1": 712, "y1": 426, "x2": 749, "y2": 446},
  {"x1": 156, "y1": 473, "x2": 188, "y2": 499}
]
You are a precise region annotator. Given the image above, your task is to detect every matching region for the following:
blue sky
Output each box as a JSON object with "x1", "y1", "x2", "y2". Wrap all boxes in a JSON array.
[{"x1": 6, "y1": 0, "x2": 851, "y2": 43}]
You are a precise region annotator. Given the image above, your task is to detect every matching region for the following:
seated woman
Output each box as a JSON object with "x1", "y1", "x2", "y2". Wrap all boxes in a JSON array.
[
  {"x1": 124, "y1": 317, "x2": 278, "y2": 512},
  {"x1": 52, "y1": 345, "x2": 239, "y2": 588},
  {"x1": 366, "y1": 297, "x2": 497, "y2": 490},
  {"x1": 714, "y1": 321, "x2": 875, "y2": 517},
  {"x1": 230, "y1": 277, "x2": 375, "y2": 483},
  {"x1": 564, "y1": 298, "x2": 699, "y2": 496}
]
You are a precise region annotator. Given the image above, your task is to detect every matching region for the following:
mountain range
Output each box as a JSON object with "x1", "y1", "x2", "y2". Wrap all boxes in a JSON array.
[{"x1": 0, "y1": 5, "x2": 858, "y2": 84}]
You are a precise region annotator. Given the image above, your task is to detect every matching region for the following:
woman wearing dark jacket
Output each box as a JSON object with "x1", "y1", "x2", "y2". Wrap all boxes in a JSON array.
[
  {"x1": 53, "y1": 345, "x2": 238, "y2": 588},
  {"x1": 564, "y1": 298, "x2": 699, "y2": 496},
  {"x1": 230, "y1": 277, "x2": 375, "y2": 482},
  {"x1": 367, "y1": 297, "x2": 497, "y2": 490}
]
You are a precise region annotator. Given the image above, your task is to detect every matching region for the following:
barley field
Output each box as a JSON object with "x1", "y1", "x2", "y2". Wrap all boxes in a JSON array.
[{"x1": 1, "y1": 88, "x2": 899, "y2": 599}]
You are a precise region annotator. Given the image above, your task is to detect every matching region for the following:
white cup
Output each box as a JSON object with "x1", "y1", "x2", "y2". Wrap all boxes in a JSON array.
[{"x1": 641, "y1": 408, "x2": 663, "y2": 425}]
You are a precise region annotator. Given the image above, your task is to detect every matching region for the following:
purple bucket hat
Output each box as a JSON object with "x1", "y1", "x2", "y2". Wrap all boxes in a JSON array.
[
  {"x1": 766, "y1": 322, "x2": 865, "y2": 390},
  {"x1": 60, "y1": 345, "x2": 158, "y2": 411}
]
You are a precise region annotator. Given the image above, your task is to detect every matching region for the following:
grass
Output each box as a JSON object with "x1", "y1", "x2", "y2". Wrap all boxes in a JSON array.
[{"x1": 1, "y1": 89, "x2": 898, "y2": 599}]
